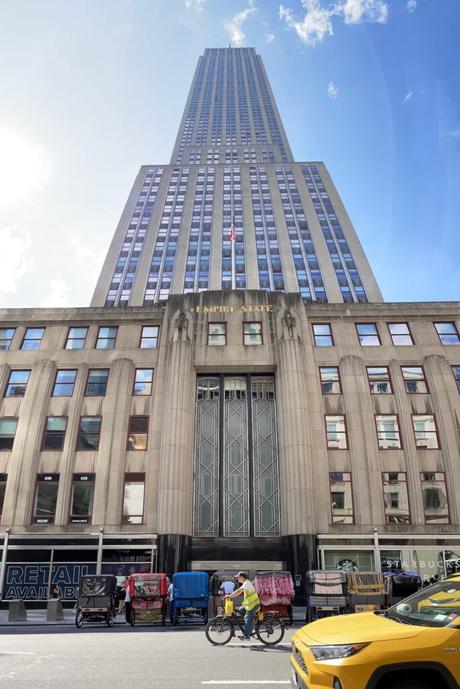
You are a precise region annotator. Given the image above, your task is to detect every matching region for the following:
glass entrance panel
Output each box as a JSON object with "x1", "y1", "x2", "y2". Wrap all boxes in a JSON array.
[
  {"x1": 252, "y1": 378, "x2": 280, "y2": 535},
  {"x1": 224, "y1": 378, "x2": 250, "y2": 536},
  {"x1": 193, "y1": 378, "x2": 220, "y2": 536}
]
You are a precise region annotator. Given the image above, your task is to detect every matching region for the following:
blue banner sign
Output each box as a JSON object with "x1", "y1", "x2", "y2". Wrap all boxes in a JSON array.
[{"x1": 3, "y1": 562, "x2": 151, "y2": 600}]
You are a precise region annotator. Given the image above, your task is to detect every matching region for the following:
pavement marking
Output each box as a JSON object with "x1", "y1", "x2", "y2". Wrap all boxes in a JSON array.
[
  {"x1": 0, "y1": 651, "x2": 35, "y2": 655},
  {"x1": 202, "y1": 682, "x2": 290, "y2": 685}
]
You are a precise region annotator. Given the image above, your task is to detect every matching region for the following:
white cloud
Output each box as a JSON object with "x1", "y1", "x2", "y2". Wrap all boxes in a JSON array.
[
  {"x1": 407, "y1": 0, "x2": 417, "y2": 12},
  {"x1": 279, "y1": 1, "x2": 334, "y2": 46},
  {"x1": 0, "y1": 126, "x2": 51, "y2": 208},
  {"x1": 328, "y1": 81, "x2": 339, "y2": 99},
  {"x1": 339, "y1": 0, "x2": 388, "y2": 25},
  {"x1": 265, "y1": 32, "x2": 276, "y2": 42},
  {"x1": 41, "y1": 274, "x2": 72, "y2": 308},
  {"x1": 184, "y1": 0, "x2": 206, "y2": 11},
  {"x1": 0, "y1": 226, "x2": 33, "y2": 298},
  {"x1": 224, "y1": 1, "x2": 257, "y2": 46},
  {"x1": 279, "y1": 0, "x2": 389, "y2": 46},
  {"x1": 402, "y1": 90, "x2": 413, "y2": 104}
]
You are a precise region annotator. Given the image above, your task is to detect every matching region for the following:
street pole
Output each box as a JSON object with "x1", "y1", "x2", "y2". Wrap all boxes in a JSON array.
[
  {"x1": 373, "y1": 528, "x2": 381, "y2": 572},
  {"x1": 47, "y1": 548, "x2": 54, "y2": 599},
  {"x1": 0, "y1": 528, "x2": 10, "y2": 600},
  {"x1": 96, "y1": 528, "x2": 104, "y2": 575}
]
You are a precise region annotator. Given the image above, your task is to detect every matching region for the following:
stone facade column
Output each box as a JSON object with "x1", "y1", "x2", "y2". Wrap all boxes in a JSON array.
[
  {"x1": 92, "y1": 358, "x2": 133, "y2": 526},
  {"x1": 275, "y1": 304, "x2": 318, "y2": 583},
  {"x1": 156, "y1": 309, "x2": 195, "y2": 571}
]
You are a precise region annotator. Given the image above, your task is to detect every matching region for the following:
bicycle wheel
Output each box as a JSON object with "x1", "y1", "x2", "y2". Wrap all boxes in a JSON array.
[
  {"x1": 75, "y1": 609, "x2": 83, "y2": 628},
  {"x1": 205, "y1": 615, "x2": 234, "y2": 646},
  {"x1": 256, "y1": 615, "x2": 285, "y2": 646}
]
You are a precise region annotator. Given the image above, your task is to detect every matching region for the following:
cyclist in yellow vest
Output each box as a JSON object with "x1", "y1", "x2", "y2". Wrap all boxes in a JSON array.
[{"x1": 224, "y1": 571, "x2": 260, "y2": 640}]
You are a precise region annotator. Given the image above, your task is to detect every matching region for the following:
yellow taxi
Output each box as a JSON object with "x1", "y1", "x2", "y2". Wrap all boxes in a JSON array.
[{"x1": 290, "y1": 574, "x2": 460, "y2": 689}]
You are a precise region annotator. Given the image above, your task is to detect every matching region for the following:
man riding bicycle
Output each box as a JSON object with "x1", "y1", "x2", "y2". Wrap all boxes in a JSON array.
[{"x1": 224, "y1": 571, "x2": 260, "y2": 640}]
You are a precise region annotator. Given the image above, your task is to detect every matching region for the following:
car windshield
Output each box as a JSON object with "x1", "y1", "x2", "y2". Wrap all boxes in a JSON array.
[{"x1": 385, "y1": 580, "x2": 460, "y2": 628}]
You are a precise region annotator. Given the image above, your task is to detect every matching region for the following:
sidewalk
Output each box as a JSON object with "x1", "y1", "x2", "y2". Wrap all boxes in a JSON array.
[{"x1": 0, "y1": 605, "x2": 307, "y2": 628}]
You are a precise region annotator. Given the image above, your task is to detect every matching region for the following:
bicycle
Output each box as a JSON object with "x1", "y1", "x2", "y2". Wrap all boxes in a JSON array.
[{"x1": 205, "y1": 607, "x2": 285, "y2": 646}]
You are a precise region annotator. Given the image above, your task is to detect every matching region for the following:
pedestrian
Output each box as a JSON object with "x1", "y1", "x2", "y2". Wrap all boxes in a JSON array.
[
  {"x1": 124, "y1": 577, "x2": 132, "y2": 624},
  {"x1": 167, "y1": 578, "x2": 175, "y2": 624},
  {"x1": 50, "y1": 584, "x2": 60, "y2": 599},
  {"x1": 219, "y1": 578, "x2": 235, "y2": 596},
  {"x1": 224, "y1": 571, "x2": 260, "y2": 640}
]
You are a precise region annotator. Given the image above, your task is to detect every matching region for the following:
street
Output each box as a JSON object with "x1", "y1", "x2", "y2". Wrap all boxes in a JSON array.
[{"x1": 0, "y1": 625, "x2": 294, "y2": 689}]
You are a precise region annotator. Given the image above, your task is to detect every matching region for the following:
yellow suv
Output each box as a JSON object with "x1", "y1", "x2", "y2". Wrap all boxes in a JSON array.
[{"x1": 291, "y1": 574, "x2": 460, "y2": 689}]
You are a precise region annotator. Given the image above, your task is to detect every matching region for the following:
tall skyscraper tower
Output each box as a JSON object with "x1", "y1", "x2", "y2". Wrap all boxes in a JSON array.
[{"x1": 92, "y1": 47, "x2": 382, "y2": 308}]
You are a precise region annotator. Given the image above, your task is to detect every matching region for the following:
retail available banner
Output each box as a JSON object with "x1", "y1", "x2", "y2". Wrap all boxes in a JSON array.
[{"x1": 3, "y1": 562, "x2": 152, "y2": 601}]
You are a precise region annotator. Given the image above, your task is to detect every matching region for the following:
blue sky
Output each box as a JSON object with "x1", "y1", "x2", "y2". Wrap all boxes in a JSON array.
[{"x1": 0, "y1": 0, "x2": 458, "y2": 307}]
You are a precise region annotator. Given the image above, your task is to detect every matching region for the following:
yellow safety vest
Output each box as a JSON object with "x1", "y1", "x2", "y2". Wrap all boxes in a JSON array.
[{"x1": 242, "y1": 585, "x2": 260, "y2": 611}]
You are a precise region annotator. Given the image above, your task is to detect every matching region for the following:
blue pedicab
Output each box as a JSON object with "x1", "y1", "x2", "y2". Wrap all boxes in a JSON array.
[{"x1": 172, "y1": 571, "x2": 209, "y2": 625}]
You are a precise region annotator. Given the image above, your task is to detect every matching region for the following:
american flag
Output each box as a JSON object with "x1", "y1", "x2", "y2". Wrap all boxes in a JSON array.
[{"x1": 228, "y1": 223, "x2": 236, "y2": 242}]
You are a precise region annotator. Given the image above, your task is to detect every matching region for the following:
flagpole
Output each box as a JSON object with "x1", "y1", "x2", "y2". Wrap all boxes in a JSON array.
[{"x1": 231, "y1": 230, "x2": 236, "y2": 290}]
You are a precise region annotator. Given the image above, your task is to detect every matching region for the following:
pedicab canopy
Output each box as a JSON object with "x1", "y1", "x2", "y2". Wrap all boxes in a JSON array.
[
  {"x1": 173, "y1": 572, "x2": 209, "y2": 607},
  {"x1": 79, "y1": 575, "x2": 117, "y2": 598},
  {"x1": 129, "y1": 573, "x2": 168, "y2": 598}
]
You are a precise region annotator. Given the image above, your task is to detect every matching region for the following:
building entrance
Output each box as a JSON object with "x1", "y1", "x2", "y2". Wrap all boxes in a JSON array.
[{"x1": 193, "y1": 375, "x2": 280, "y2": 539}]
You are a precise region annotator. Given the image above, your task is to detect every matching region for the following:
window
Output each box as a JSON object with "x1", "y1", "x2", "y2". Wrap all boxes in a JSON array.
[
  {"x1": 434, "y1": 322, "x2": 460, "y2": 345},
  {"x1": 0, "y1": 328, "x2": 15, "y2": 351},
  {"x1": 412, "y1": 414, "x2": 439, "y2": 449},
  {"x1": 243, "y1": 322, "x2": 262, "y2": 345},
  {"x1": 401, "y1": 366, "x2": 428, "y2": 393},
  {"x1": 421, "y1": 472, "x2": 449, "y2": 524},
  {"x1": 127, "y1": 416, "x2": 149, "y2": 450},
  {"x1": 42, "y1": 417, "x2": 67, "y2": 451},
  {"x1": 376, "y1": 415, "x2": 401, "y2": 449},
  {"x1": 122, "y1": 473, "x2": 145, "y2": 524},
  {"x1": 453, "y1": 366, "x2": 460, "y2": 392},
  {"x1": 96, "y1": 326, "x2": 118, "y2": 349},
  {"x1": 33, "y1": 474, "x2": 59, "y2": 524},
  {"x1": 21, "y1": 327, "x2": 45, "y2": 351},
  {"x1": 388, "y1": 323, "x2": 413, "y2": 346},
  {"x1": 70, "y1": 474, "x2": 95, "y2": 523},
  {"x1": 0, "y1": 474, "x2": 6, "y2": 516},
  {"x1": 319, "y1": 367, "x2": 341, "y2": 394},
  {"x1": 367, "y1": 367, "x2": 392, "y2": 394},
  {"x1": 133, "y1": 369, "x2": 154, "y2": 396},
  {"x1": 4, "y1": 370, "x2": 30, "y2": 397},
  {"x1": 77, "y1": 417, "x2": 102, "y2": 450},
  {"x1": 325, "y1": 415, "x2": 348, "y2": 449},
  {"x1": 65, "y1": 327, "x2": 88, "y2": 350},
  {"x1": 208, "y1": 322, "x2": 226, "y2": 346},
  {"x1": 312, "y1": 323, "x2": 333, "y2": 347},
  {"x1": 85, "y1": 369, "x2": 109, "y2": 396},
  {"x1": 382, "y1": 473, "x2": 410, "y2": 523},
  {"x1": 140, "y1": 325, "x2": 159, "y2": 349},
  {"x1": 52, "y1": 369, "x2": 77, "y2": 397},
  {"x1": 356, "y1": 323, "x2": 380, "y2": 346},
  {"x1": 330, "y1": 472, "x2": 353, "y2": 524},
  {"x1": 0, "y1": 418, "x2": 18, "y2": 451}
]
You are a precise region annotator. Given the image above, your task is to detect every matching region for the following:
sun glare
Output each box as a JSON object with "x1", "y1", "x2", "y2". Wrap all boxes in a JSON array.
[{"x1": 0, "y1": 127, "x2": 51, "y2": 207}]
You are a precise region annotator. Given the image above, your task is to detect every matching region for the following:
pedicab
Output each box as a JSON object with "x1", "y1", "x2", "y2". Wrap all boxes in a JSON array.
[
  {"x1": 75, "y1": 574, "x2": 118, "y2": 628},
  {"x1": 129, "y1": 572, "x2": 168, "y2": 626},
  {"x1": 172, "y1": 571, "x2": 209, "y2": 625},
  {"x1": 305, "y1": 570, "x2": 348, "y2": 622},
  {"x1": 254, "y1": 570, "x2": 295, "y2": 625}
]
